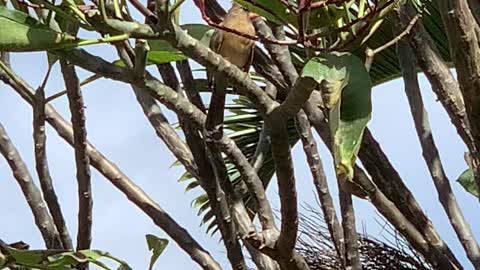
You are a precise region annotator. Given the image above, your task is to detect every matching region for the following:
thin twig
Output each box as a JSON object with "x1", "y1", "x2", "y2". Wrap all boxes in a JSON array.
[{"x1": 364, "y1": 12, "x2": 421, "y2": 71}]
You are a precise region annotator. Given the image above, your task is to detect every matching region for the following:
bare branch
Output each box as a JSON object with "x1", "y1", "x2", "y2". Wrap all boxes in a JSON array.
[
  {"x1": 244, "y1": 241, "x2": 280, "y2": 270},
  {"x1": 60, "y1": 60, "x2": 93, "y2": 251},
  {"x1": 439, "y1": 0, "x2": 480, "y2": 203},
  {"x1": 0, "y1": 66, "x2": 223, "y2": 270},
  {"x1": 302, "y1": 93, "x2": 462, "y2": 269},
  {"x1": 267, "y1": 78, "x2": 317, "y2": 255},
  {"x1": 364, "y1": 12, "x2": 421, "y2": 71},
  {"x1": 33, "y1": 69, "x2": 73, "y2": 250},
  {"x1": 294, "y1": 111, "x2": 344, "y2": 262},
  {"x1": 338, "y1": 186, "x2": 360, "y2": 270},
  {"x1": 398, "y1": 38, "x2": 480, "y2": 268},
  {"x1": 157, "y1": 63, "x2": 247, "y2": 270},
  {"x1": 0, "y1": 121, "x2": 62, "y2": 249},
  {"x1": 396, "y1": 1, "x2": 474, "y2": 151},
  {"x1": 176, "y1": 60, "x2": 206, "y2": 113}
]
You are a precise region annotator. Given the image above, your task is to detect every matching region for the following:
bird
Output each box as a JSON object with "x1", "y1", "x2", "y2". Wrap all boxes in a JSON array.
[{"x1": 206, "y1": 3, "x2": 256, "y2": 139}]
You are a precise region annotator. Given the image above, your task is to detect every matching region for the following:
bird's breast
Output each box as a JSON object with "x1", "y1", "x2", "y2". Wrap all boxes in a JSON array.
[{"x1": 218, "y1": 33, "x2": 254, "y2": 68}]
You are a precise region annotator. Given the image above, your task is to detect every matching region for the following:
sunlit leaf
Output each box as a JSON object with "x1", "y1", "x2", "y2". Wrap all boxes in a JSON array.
[
  {"x1": 457, "y1": 168, "x2": 479, "y2": 198},
  {"x1": 0, "y1": 6, "x2": 79, "y2": 52}
]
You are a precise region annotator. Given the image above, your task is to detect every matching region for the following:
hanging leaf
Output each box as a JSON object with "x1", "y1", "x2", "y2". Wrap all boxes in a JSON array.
[
  {"x1": 457, "y1": 169, "x2": 479, "y2": 198},
  {"x1": 302, "y1": 52, "x2": 372, "y2": 180},
  {"x1": 0, "y1": 6, "x2": 80, "y2": 52},
  {"x1": 146, "y1": 234, "x2": 169, "y2": 270}
]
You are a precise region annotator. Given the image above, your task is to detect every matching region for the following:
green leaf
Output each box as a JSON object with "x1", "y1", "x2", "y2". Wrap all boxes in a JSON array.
[
  {"x1": 234, "y1": 0, "x2": 297, "y2": 27},
  {"x1": 1, "y1": 245, "x2": 131, "y2": 270},
  {"x1": 146, "y1": 234, "x2": 169, "y2": 270},
  {"x1": 0, "y1": 6, "x2": 79, "y2": 52},
  {"x1": 303, "y1": 52, "x2": 372, "y2": 180},
  {"x1": 191, "y1": 193, "x2": 208, "y2": 208},
  {"x1": 457, "y1": 169, "x2": 479, "y2": 198},
  {"x1": 178, "y1": 171, "x2": 193, "y2": 183},
  {"x1": 147, "y1": 24, "x2": 212, "y2": 64},
  {"x1": 308, "y1": 3, "x2": 345, "y2": 30}
]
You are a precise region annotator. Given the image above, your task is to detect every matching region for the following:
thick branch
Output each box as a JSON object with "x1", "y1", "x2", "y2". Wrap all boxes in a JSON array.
[
  {"x1": 294, "y1": 111, "x2": 344, "y2": 262},
  {"x1": 157, "y1": 63, "x2": 247, "y2": 270},
  {"x1": 396, "y1": 2, "x2": 473, "y2": 149},
  {"x1": 398, "y1": 38, "x2": 480, "y2": 269},
  {"x1": 267, "y1": 78, "x2": 317, "y2": 255},
  {"x1": 338, "y1": 187, "x2": 360, "y2": 270},
  {"x1": 60, "y1": 60, "x2": 93, "y2": 251},
  {"x1": 0, "y1": 122, "x2": 62, "y2": 249},
  {"x1": 439, "y1": 0, "x2": 480, "y2": 202},
  {"x1": 33, "y1": 85, "x2": 73, "y2": 250}
]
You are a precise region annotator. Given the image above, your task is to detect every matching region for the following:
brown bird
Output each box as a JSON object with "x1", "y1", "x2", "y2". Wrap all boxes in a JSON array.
[
  {"x1": 209, "y1": 3, "x2": 256, "y2": 72},
  {"x1": 206, "y1": 3, "x2": 256, "y2": 138}
]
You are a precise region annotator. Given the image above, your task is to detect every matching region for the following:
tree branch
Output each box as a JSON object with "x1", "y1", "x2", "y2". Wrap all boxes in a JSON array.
[
  {"x1": 0, "y1": 122, "x2": 62, "y2": 249},
  {"x1": 60, "y1": 60, "x2": 93, "y2": 251},
  {"x1": 396, "y1": 1, "x2": 474, "y2": 151},
  {"x1": 398, "y1": 38, "x2": 480, "y2": 269},
  {"x1": 33, "y1": 73, "x2": 73, "y2": 250},
  {"x1": 338, "y1": 187, "x2": 360, "y2": 270},
  {"x1": 438, "y1": 0, "x2": 480, "y2": 203},
  {"x1": 0, "y1": 66, "x2": 223, "y2": 270},
  {"x1": 294, "y1": 111, "x2": 344, "y2": 263},
  {"x1": 267, "y1": 77, "x2": 317, "y2": 255},
  {"x1": 157, "y1": 63, "x2": 247, "y2": 270}
]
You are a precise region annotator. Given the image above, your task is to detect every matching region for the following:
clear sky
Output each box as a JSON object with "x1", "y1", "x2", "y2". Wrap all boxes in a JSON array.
[{"x1": 1, "y1": 1, "x2": 479, "y2": 269}]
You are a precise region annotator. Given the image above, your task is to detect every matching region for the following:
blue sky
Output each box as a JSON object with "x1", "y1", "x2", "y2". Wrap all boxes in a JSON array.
[{"x1": 1, "y1": 0, "x2": 479, "y2": 269}]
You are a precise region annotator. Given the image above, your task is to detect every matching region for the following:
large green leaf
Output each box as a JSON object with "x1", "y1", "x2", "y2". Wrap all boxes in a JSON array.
[
  {"x1": 302, "y1": 52, "x2": 372, "y2": 180},
  {"x1": 147, "y1": 24, "x2": 212, "y2": 64},
  {"x1": 0, "y1": 6, "x2": 79, "y2": 52},
  {"x1": 457, "y1": 169, "x2": 479, "y2": 198},
  {"x1": 0, "y1": 243, "x2": 131, "y2": 270}
]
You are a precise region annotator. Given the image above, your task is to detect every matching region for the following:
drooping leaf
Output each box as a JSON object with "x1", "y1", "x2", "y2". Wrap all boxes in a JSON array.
[
  {"x1": 302, "y1": 52, "x2": 372, "y2": 180},
  {"x1": 457, "y1": 169, "x2": 479, "y2": 198},
  {"x1": 146, "y1": 234, "x2": 169, "y2": 270},
  {"x1": 0, "y1": 6, "x2": 79, "y2": 52}
]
